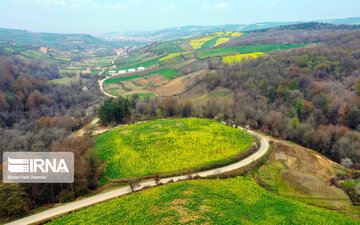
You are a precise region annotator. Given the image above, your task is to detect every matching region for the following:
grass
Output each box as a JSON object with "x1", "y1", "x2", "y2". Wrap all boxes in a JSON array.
[
  {"x1": 104, "y1": 74, "x2": 144, "y2": 84},
  {"x1": 127, "y1": 92, "x2": 156, "y2": 100},
  {"x1": 198, "y1": 43, "x2": 309, "y2": 59},
  {"x1": 48, "y1": 176, "x2": 358, "y2": 225},
  {"x1": 197, "y1": 48, "x2": 239, "y2": 59},
  {"x1": 258, "y1": 161, "x2": 359, "y2": 215},
  {"x1": 51, "y1": 57, "x2": 71, "y2": 61},
  {"x1": 208, "y1": 88, "x2": 234, "y2": 98},
  {"x1": 159, "y1": 52, "x2": 191, "y2": 61},
  {"x1": 150, "y1": 42, "x2": 184, "y2": 54},
  {"x1": 20, "y1": 49, "x2": 48, "y2": 59},
  {"x1": 112, "y1": 56, "x2": 164, "y2": 72},
  {"x1": 50, "y1": 77, "x2": 78, "y2": 85},
  {"x1": 201, "y1": 37, "x2": 221, "y2": 49},
  {"x1": 93, "y1": 118, "x2": 254, "y2": 179},
  {"x1": 114, "y1": 56, "x2": 164, "y2": 72},
  {"x1": 156, "y1": 68, "x2": 180, "y2": 80},
  {"x1": 104, "y1": 68, "x2": 180, "y2": 84}
]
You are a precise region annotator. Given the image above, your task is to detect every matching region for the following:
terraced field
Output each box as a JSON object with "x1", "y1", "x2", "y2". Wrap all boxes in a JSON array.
[
  {"x1": 223, "y1": 52, "x2": 264, "y2": 64},
  {"x1": 94, "y1": 118, "x2": 254, "y2": 179},
  {"x1": 198, "y1": 43, "x2": 308, "y2": 59},
  {"x1": 48, "y1": 177, "x2": 358, "y2": 225}
]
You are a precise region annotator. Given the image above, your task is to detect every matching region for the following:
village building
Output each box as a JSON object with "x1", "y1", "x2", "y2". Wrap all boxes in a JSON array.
[
  {"x1": 137, "y1": 67, "x2": 145, "y2": 71},
  {"x1": 39, "y1": 47, "x2": 48, "y2": 54}
]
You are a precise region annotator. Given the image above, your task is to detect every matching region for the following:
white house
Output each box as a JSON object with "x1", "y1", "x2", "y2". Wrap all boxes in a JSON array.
[
  {"x1": 137, "y1": 67, "x2": 145, "y2": 71},
  {"x1": 109, "y1": 71, "x2": 117, "y2": 76},
  {"x1": 128, "y1": 68, "x2": 136, "y2": 73},
  {"x1": 118, "y1": 70, "x2": 127, "y2": 75}
]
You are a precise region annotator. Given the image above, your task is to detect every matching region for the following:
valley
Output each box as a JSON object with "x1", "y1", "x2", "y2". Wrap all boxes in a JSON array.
[{"x1": 1, "y1": 10, "x2": 360, "y2": 225}]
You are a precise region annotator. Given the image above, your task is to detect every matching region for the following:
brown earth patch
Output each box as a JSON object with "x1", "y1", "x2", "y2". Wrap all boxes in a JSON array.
[
  {"x1": 120, "y1": 130, "x2": 132, "y2": 134},
  {"x1": 150, "y1": 69, "x2": 207, "y2": 97},
  {"x1": 279, "y1": 170, "x2": 352, "y2": 209},
  {"x1": 151, "y1": 76, "x2": 185, "y2": 96},
  {"x1": 132, "y1": 77, "x2": 149, "y2": 86},
  {"x1": 152, "y1": 124, "x2": 162, "y2": 128},
  {"x1": 267, "y1": 138, "x2": 341, "y2": 180},
  {"x1": 146, "y1": 75, "x2": 168, "y2": 86}
]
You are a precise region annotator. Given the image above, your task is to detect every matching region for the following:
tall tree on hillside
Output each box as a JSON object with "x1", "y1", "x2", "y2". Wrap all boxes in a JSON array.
[
  {"x1": 182, "y1": 99, "x2": 194, "y2": 117},
  {"x1": 99, "y1": 97, "x2": 131, "y2": 125}
]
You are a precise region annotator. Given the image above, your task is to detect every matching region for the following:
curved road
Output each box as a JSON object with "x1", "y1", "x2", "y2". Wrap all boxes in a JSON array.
[
  {"x1": 7, "y1": 126, "x2": 269, "y2": 225},
  {"x1": 99, "y1": 77, "x2": 118, "y2": 98}
]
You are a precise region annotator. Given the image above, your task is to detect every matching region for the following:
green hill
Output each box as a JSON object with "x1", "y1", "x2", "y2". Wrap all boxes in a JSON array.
[
  {"x1": 94, "y1": 118, "x2": 254, "y2": 179},
  {"x1": 0, "y1": 28, "x2": 117, "y2": 50},
  {"x1": 47, "y1": 177, "x2": 358, "y2": 225}
]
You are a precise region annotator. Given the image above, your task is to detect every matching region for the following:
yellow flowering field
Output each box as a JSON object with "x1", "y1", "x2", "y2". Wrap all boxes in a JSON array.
[
  {"x1": 223, "y1": 52, "x2": 264, "y2": 64},
  {"x1": 159, "y1": 52, "x2": 191, "y2": 61},
  {"x1": 49, "y1": 177, "x2": 358, "y2": 225},
  {"x1": 190, "y1": 37, "x2": 213, "y2": 49},
  {"x1": 214, "y1": 38, "x2": 231, "y2": 47},
  {"x1": 93, "y1": 118, "x2": 253, "y2": 179},
  {"x1": 231, "y1": 32, "x2": 243, "y2": 37}
]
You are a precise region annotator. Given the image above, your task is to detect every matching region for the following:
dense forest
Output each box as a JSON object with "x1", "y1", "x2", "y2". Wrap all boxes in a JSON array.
[{"x1": 0, "y1": 53, "x2": 105, "y2": 218}]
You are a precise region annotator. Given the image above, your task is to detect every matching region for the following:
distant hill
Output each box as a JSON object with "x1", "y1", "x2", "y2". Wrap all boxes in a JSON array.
[
  {"x1": 100, "y1": 17, "x2": 360, "y2": 43},
  {"x1": 0, "y1": 28, "x2": 118, "y2": 50},
  {"x1": 318, "y1": 17, "x2": 360, "y2": 25}
]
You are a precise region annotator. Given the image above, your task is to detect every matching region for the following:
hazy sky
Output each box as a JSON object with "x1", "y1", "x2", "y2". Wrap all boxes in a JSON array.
[{"x1": 0, "y1": 0, "x2": 360, "y2": 34}]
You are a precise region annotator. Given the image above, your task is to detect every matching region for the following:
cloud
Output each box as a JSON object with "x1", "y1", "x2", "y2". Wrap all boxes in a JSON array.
[
  {"x1": 202, "y1": 2, "x2": 230, "y2": 10},
  {"x1": 216, "y1": 2, "x2": 229, "y2": 9}
]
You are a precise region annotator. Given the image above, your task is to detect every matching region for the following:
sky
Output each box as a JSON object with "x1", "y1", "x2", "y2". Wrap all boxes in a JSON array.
[{"x1": 0, "y1": 0, "x2": 360, "y2": 34}]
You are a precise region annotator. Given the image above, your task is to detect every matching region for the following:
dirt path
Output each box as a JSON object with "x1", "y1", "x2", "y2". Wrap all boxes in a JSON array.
[{"x1": 6, "y1": 125, "x2": 269, "y2": 225}]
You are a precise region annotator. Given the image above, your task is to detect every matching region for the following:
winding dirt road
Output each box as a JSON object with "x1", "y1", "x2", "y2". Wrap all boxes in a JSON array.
[
  {"x1": 6, "y1": 126, "x2": 269, "y2": 225},
  {"x1": 99, "y1": 77, "x2": 118, "y2": 98}
]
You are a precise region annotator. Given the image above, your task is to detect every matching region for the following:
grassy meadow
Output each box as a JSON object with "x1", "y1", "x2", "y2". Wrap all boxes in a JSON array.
[
  {"x1": 198, "y1": 43, "x2": 308, "y2": 59},
  {"x1": 104, "y1": 68, "x2": 179, "y2": 84},
  {"x1": 48, "y1": 177, "x2": 358, "y2": 224},
  {"x1": 93, "y1": 118, "x2": 254, "y2": 179}
]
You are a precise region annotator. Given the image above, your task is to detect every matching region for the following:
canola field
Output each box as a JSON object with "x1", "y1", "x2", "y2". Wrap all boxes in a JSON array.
[
  {"x1": 190, "y1": 37, "x2": 213, "y2": 49},
  {"x1": 222, "y1": 52, "x2": 264, "y2": 64},
  {"x1": 214, "y1": 37, "x2": 231, "y2": 47},
  {"x1": 159, "y1": 52, "x2": 191, "y2": 61},
  {"x1": 93, "y1": 118, "x2": 254, "y2": 179},
  {"x1": 48, "y1": 177, "x2": 358, "y2": 225}
]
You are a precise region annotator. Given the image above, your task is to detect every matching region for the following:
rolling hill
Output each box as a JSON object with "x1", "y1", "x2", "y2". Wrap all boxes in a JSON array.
[
  {"x1": 100, "y1": 17, "x2": 360, "y2": 43},
  {"x1": 0, "y1": 28, "x2": 118, "y2": 50}
]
